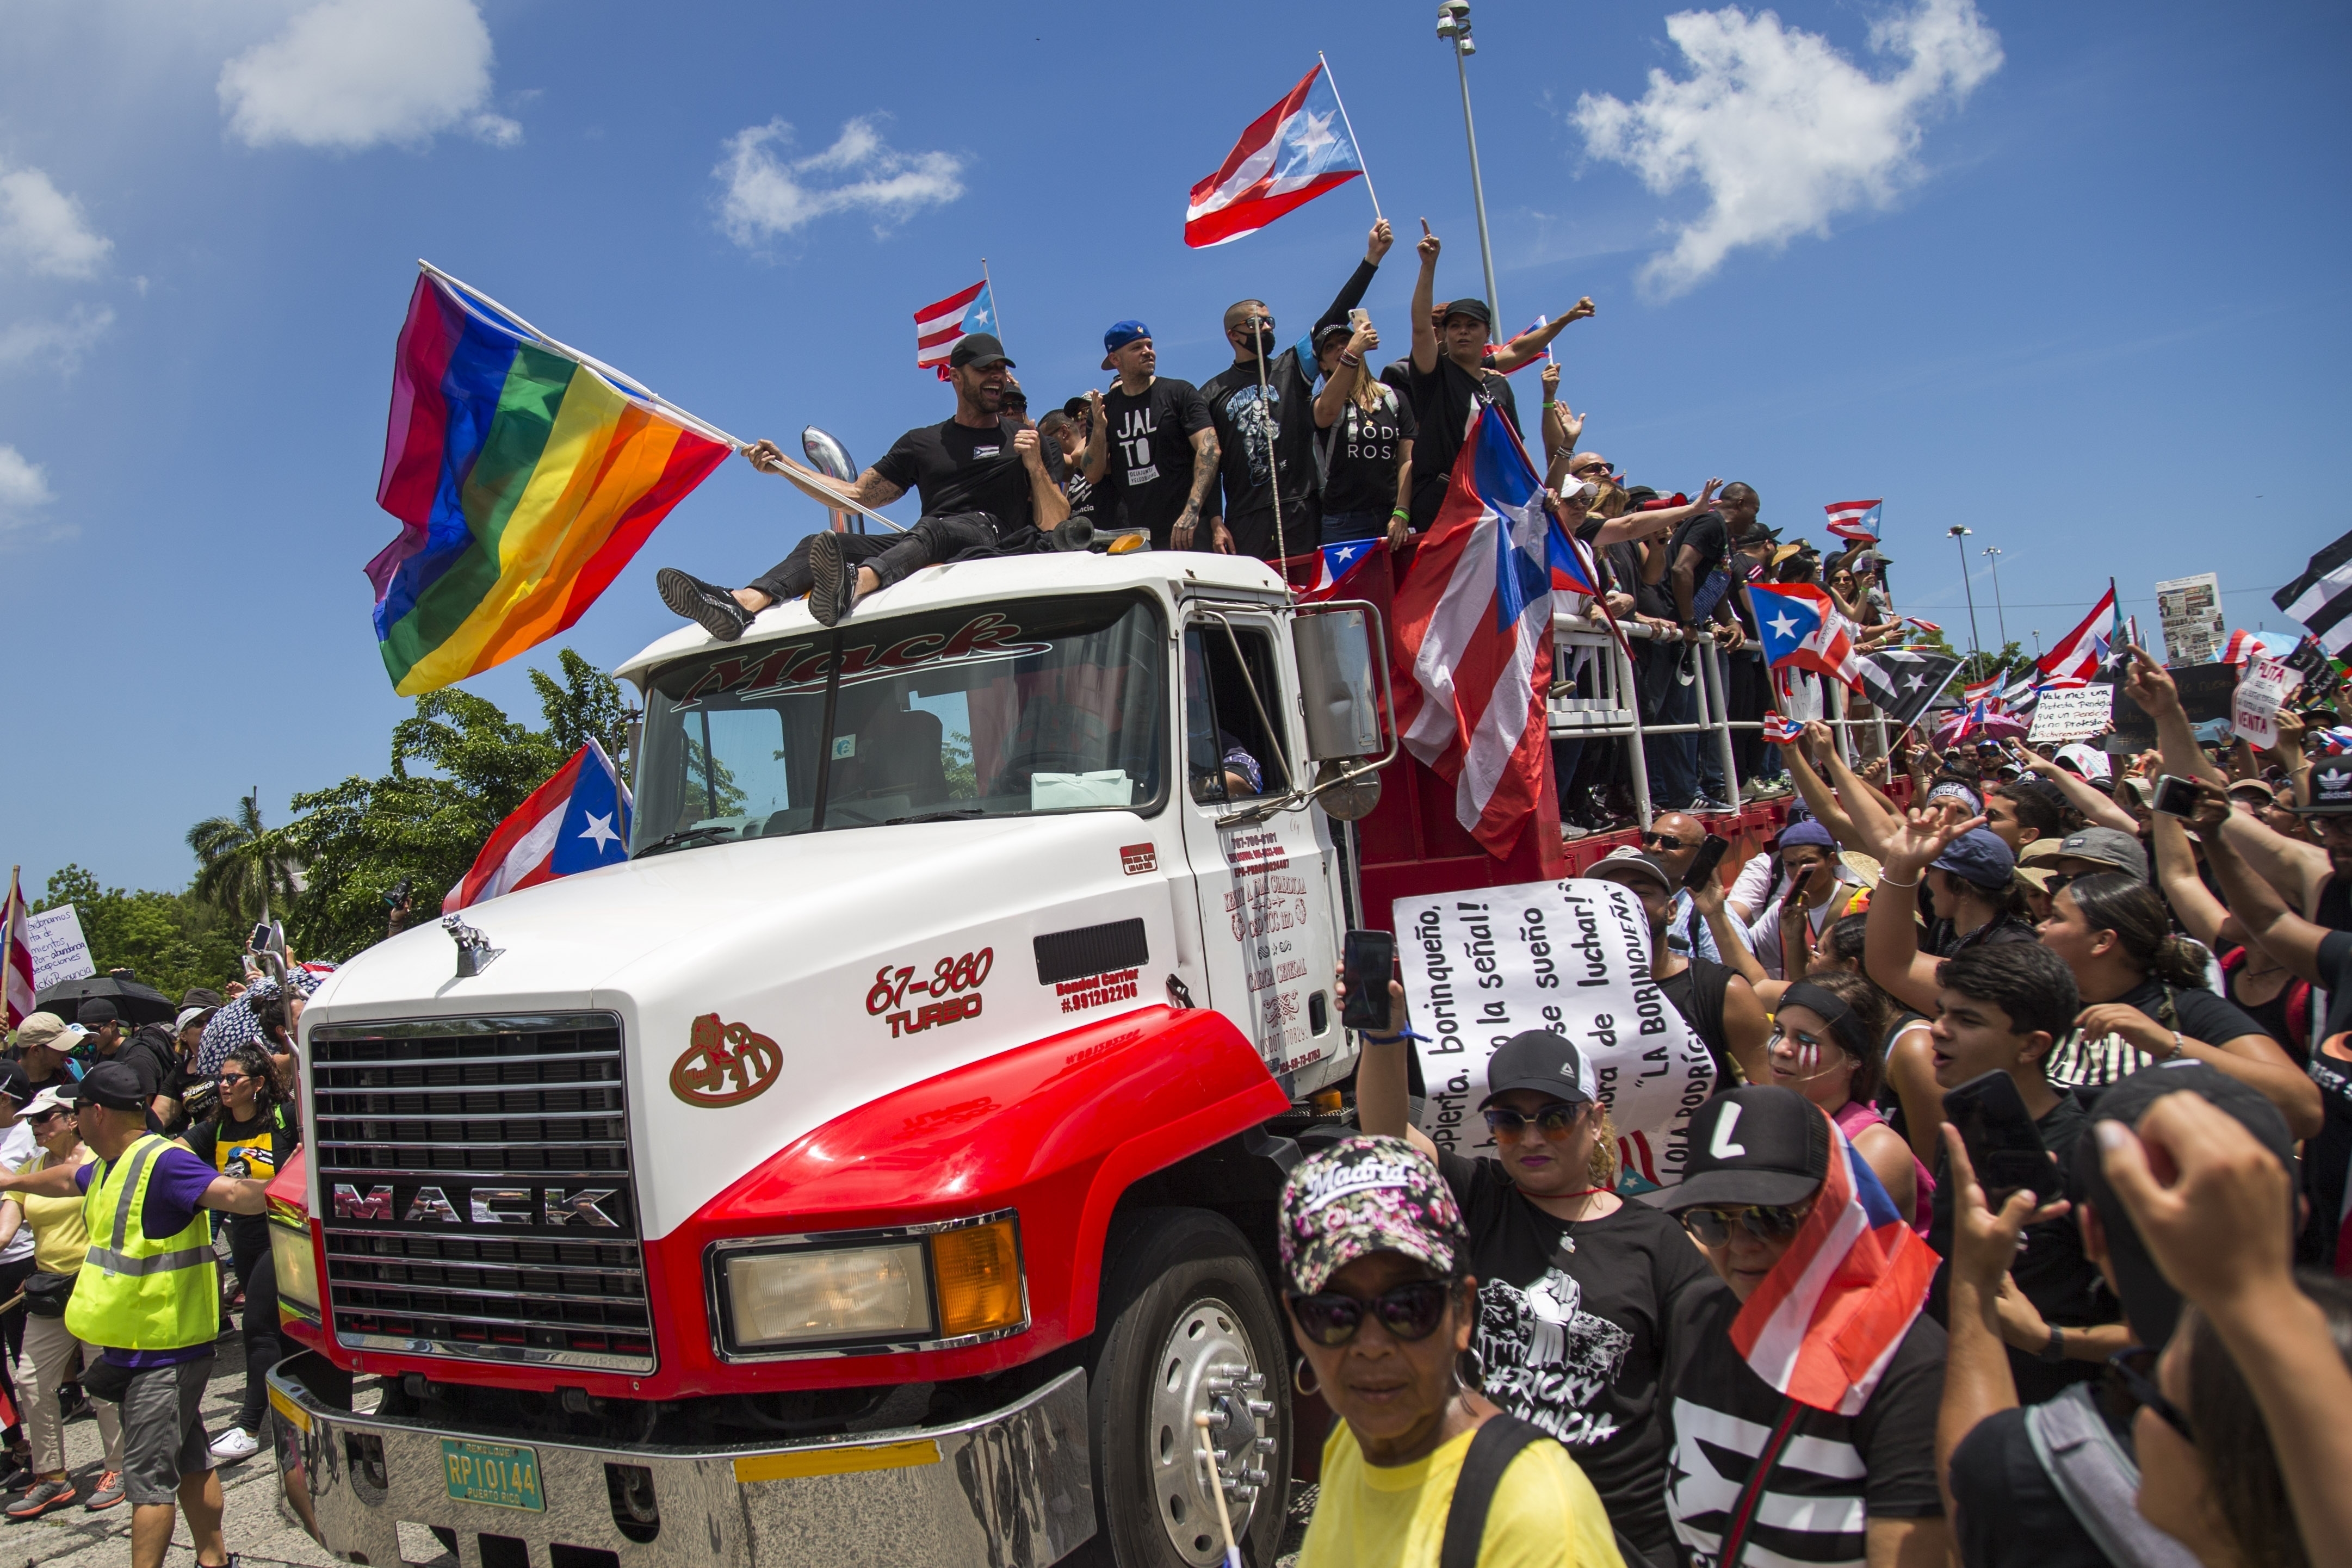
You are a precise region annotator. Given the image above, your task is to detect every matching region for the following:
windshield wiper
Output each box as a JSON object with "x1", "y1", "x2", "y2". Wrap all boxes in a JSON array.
[
  {"x1": 634, "y1": 826, "x2": 734, "y2": 857},
  {"x1": 884, "y1": 808, "x2": 988, "y2": 826}
]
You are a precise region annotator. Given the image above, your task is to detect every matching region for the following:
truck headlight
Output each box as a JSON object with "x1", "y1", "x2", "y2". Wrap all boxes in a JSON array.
[
  {"x1": 712, "y1": 1215, "x2": 1026, "y2": 1356},
  {"x1": 269, "y1": 1211, "x2": 320, "y2": 1318}
]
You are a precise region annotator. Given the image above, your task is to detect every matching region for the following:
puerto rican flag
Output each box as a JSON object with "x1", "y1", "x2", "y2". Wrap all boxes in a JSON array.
[
  {"x1": 1301, "y1": 538, "x2": 1381, "y2": 602},
  {"x1": 2310, "y1": 728, "x2": 2352, "y2": 758},
  {"x1": 1185, "y1": 63, "x2": 1365, "y2": 249},
  {"x1": 2, "y1": 868, "x2": 33, "y2": 1032},
  {"x1": 1751, "y1": 584, "x2": 1880, "y2": 693},
  {"x1": 1390, "y1": 404, "x2": 1555, "y2": 858},
  {"x1": 913, "y1": 279, "x2": 997, "y2": 381},
  {"x1": 444, "y1": 740, "x2": 633, "y2": 912},
  {"x1": 1762, "y1": 711, "x2": 1806, "y2": 746},
  {"x1": 1822, "y1": 499, "x2": 1883, "y2": 543},
  {"x1": 1903, "y1": 615, "x2": 1942, "y2": 636},
  {"x1": 1732, "y1": 1109, "x2": 1939, "y2": 1414},
  {"x1": 2038, "y1": 581, "x2": 2122, "y2": 689}
]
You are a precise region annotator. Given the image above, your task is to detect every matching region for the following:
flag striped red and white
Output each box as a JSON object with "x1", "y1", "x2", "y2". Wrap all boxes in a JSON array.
[
  {"x1": 2220, "y1": 629, "x2": 2260, "y2": 665},
  {"x1": 1762, "y1": 712, "x2": 1806, "y2": 745},
  {"x1": 1822, "y1": 499, "x2": 1883, "y2": 543},
  {"x1": 913, "y1": 280, "x2": 993, "y2": 380},
  {"x1": 444, "y1": 741, "x2": 632, "y2": 912},
  {"x1": 1390, "y1": 404, "x2": 1556, "y2": 857},
  {"x1": 2038, "y1": 582, "x2": 2120, "y2": 688},
  {"x1": 1731, "y1": 1109, "x2": 1939, "y2": 1414},
  {"x1": 1903, "y1": 615, "x2": 1941, "y2": 635},
  {"x1": 1185, "y1": 63, "x2": 1365, "y2": 249},
  {"x1": 2, "y1": 869, "x2": 34, "y2": 1032}
]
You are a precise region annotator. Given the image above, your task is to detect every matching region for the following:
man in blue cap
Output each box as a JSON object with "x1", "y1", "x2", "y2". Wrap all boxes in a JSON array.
[{"x1": 1081, "y1": 321, "x2": 1217, "y2": 552}]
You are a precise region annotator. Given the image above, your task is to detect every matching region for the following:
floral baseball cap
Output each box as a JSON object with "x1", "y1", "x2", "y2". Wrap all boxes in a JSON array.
[{"x1": 1278, "y1": 1135, "x2": 1466, "y2": 1294}]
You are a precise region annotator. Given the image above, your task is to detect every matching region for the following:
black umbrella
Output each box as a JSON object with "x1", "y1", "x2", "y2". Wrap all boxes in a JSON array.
[{"x1": 34, "y1": 974, "x2": 176, "y2": 1027}]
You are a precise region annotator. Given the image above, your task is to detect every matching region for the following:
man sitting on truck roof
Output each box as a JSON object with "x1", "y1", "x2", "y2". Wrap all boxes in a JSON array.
[{"x1": 653, "y1": 331, "x2": 1069, "y2": 636}]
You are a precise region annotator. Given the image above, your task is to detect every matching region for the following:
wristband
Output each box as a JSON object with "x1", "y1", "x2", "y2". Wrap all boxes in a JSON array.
[
  {"x1": 1389, "y1": 507, "x2": 1411, "y2": 522},
  {"x1": 1361, "y1": 1027, "x2": 1429, "y2": 1046},
  {"x1": 1543, "y1": 399, "x2": 1557, "y2": 409},
  {"x1": 1877, "y1": 871, "x2": 1921, "y2": 888},
  {"x1": 1339, "y1": 351, "x2": 1361, "y2": 367}
]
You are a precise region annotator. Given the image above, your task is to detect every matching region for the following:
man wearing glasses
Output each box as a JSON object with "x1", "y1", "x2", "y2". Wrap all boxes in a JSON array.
[
  {"x1": 1661, "y1": 1087, "x2": 1951, "y2": 1568},
  {"x1": 1640, "y1": 812, "x2": 1722, "y2": 963}
]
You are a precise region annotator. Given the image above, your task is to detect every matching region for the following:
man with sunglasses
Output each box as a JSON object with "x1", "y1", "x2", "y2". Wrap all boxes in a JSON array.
[
  {"x1": 1938, "y1": 1061, "x2": 2297, "y2": 1568},
  {"x1": 1661, "y1": 1087, "x2": 1950, "y2": 1568},
  {"x1": 1638, "y1": 811, "x2": 1723, "y2": 964}
]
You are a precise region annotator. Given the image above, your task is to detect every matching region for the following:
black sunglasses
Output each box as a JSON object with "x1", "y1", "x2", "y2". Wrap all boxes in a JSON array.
[
  {"x1": 25, "y1": 1109, "x2": 67, "y2": 1125},
  {"x1": 1482, "y1": 1104, "x2": 1584, "y2": 1141},
  {"x1": 2100, "y1": 1346, "x2": 2193, "y2": 1442},
  {"x1": 1679, "y1": 1203, "x2": 1810, "y2": 1247},
  {"x1": 1286, "y1": 1279, "x2": 1453, "y2": 1347},
  {"x1": 1641, "y1": 831, "x2": 1698, "y2": 851}
]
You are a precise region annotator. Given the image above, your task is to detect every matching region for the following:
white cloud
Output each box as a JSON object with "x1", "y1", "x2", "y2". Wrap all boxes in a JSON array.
[
  {"x1": 0, "y1": 445, "x2": 61, "y2": 541},
  {"x1": 218, "y1": 0, "x2": 521, "y2": 152},
  {"x1": 0, "y1": 305, "x2": 115, "y2": 373},
  {"x1": 0, "y1": 162, "x2": 112, "y2": 279},
  {"x1": 717, "y1": 116, "x2": 964, "y2": 245},
  {"x1": 1574, "y1": 0, "x2": 2002, "y2": 296}
]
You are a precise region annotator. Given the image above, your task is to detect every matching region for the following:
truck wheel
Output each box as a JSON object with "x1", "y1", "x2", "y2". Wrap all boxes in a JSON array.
[{"x1": 1081, "y1": 1210, "x2": 1291, "y2": 1568}]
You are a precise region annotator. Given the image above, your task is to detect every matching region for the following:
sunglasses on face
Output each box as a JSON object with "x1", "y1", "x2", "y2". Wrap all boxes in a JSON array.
[
  {"x1": 1482, "y1": 1104, "x2": 1586, "y2": 1142},
  {"x1": 2100, "y1": 1346, "x2": 2193, "y2": 1442},
  {"x1": 1679, "y1": 1202, "x2": 1810, "y2": 1247},
  {"x1": 1641, "y1": 831, "x2": 1698, "y2": 851},
  {"x1": 1287, "y1": 1278, "x2": 1453, "y2": 1347},
  {"x1": 26, "y1": 1110, "x2": 67, "y2": 1126},
  {"x1": 219, "y1": 1071, "x2": 252, "y2": 1084}
]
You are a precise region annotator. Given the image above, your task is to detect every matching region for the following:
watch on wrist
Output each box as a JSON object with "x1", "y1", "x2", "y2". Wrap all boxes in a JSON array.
[{"x1": 2039, "y1": 1324, "x2": 2066, "y2": 1364}]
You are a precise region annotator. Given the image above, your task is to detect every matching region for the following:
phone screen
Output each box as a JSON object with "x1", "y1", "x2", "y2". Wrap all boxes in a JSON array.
[
  {"x1": 1943, "y1": 1070, "x2": 2057, "y2": 1204},
  {"x1": 2151, "y1": 774, "x2": 2202, "y2": 819},
  {"x1": 1682, "y1": 834, "x2": 1730, "y2": 891},
  {"x1": 1341, "y1": 929, "x2": 1396, "y2": 1031}
]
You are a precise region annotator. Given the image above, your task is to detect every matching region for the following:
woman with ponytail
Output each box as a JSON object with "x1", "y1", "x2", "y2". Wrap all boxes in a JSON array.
[
  {"x1": 2038, "y1": 872, "x2": 2320, "y2": 1135},
  {"x1": 1345, "y1": 969, "x2": 1716, "y2": 1566}
]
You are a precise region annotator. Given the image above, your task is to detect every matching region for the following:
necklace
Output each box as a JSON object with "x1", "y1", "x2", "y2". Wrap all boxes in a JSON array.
[{"x1": 1542, "y1": 1187, "x2": 1616, "y2": 1250}]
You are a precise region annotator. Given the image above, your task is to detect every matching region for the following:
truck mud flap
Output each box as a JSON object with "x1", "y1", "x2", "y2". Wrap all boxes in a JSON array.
[{"x1": 267, "y1": 1354, "x2": 1094, "y2": 1568}]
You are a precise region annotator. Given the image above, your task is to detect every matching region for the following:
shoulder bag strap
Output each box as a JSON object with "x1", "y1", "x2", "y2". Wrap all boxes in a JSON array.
[
  {"x1": 1714, "y1": 1396, "x2": 1802, "y2": 1568},
  {"x1": 1437, "y1": 1415, "x2": 1546, "y2": 1568}
]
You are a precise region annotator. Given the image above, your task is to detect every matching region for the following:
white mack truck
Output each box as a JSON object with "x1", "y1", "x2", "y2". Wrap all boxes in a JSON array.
[{"x1": 263, "y1": 544, "x2": 1558, "y2": 1568}]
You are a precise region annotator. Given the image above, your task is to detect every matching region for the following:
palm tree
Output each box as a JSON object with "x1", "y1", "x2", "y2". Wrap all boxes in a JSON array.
[{"x1": 187, "y1": 794, "x2": 302, "y2": 923}]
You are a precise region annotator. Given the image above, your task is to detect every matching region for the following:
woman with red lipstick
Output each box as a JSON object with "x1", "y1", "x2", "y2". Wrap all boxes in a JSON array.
[{"x1": 1353, "y1": 977, "x2": 1715, "y2": 1567}]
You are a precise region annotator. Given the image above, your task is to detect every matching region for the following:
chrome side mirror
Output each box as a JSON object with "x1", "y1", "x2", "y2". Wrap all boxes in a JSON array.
[{"x1": 1293, "y1": 609, "x2": 1383, "y2": 761}]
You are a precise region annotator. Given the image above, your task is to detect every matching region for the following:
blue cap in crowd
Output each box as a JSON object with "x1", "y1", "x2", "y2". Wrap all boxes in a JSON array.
[
  {"x1": 1100, "y1": 320, "x2": 1152, "y2": 368},
  {"x1": 1933, "y1": 827, "x2": 2016, "y2": 890},
  {"x1": 1778, "y1": 819, "x2": 1837, "y2": 852}
]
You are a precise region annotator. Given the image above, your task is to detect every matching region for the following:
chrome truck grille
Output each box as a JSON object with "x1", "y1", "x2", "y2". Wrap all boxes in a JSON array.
[{"x1": 306, "y1": 1014, "x2": 654, "y2": 1373}]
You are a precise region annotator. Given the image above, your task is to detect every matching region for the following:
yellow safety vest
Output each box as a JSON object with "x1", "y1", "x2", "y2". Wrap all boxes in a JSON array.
[{"x1": 65, "y1": 1135, "x2": 218, "y2": 1352}]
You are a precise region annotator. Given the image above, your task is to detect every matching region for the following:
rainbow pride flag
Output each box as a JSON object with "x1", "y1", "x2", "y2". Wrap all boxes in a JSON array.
[{"x1": 369, "y1": 268, "x2": 733, "y2": 695}]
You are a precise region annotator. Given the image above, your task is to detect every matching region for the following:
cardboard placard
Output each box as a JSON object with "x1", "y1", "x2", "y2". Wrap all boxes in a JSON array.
[
  {"x1": 2027, "y1": 685, "x2": 2114, "y2": 743},
  {"x1": 24, "y1": 905, "x2": 94, "y2": 989},
  {"x1": 2104, "y1": 663, "x2": 2240, "y2": 752},
  {"x1": 1395, "y1": 879, "x2": 1718, "y2": 1197},
  {"x1": 2233, "y1": 657, "x2": 2303, "y2": 752}
]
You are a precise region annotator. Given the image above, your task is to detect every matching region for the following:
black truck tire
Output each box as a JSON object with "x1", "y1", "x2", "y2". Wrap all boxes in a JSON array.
[{"x1": 1074, "y1": 1208, "x2": 1292, "y2": 1568}]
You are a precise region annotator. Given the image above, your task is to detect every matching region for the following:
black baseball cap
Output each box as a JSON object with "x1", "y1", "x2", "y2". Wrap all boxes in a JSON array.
[
  {"x1": 78, "y1": 1061, "x2": 147, "y2": 1113},
  {"x1": 1441, "y1": 298, "x2": 1491, "y2": 327},
  {"x1": 2297, "y1": 760, "x2": 2352, "y2": 815},
  {"x1": 948, "y1": 332, "x2": 1013, "y2": 370},
  {"x1": 1663, "y1": 1087, "x2": 1830, "y2": 1212},
  {"x1": 76, "y1": 999, "x2": 118, "y2": 1027},
  {"x1": 1477, "y1": 1030, "x2": 1594, "y2": 1110},
  {"x1": 2070, "y1": 1061, "x2": 2295, "y2": 1347},
  {"x1": 0, "y1": 1067, "x2": 30, "y2": 1106}
]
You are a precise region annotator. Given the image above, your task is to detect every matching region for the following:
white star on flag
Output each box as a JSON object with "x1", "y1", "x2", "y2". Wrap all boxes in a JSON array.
[
  {"x1": 579, "y1": 811, "x2": 620, "y2": 852},
  {"x1": 1291, "y1": 109, "x2": 1337, "y2": 159},
  {"x1": 1769, "y1": 612, "x2": 1800, "y2": 639}
]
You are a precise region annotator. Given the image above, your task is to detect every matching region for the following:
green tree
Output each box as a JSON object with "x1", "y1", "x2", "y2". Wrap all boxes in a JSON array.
[
  {"x1": 35, "y1": 865, "x2": 247, "y2": 1002},
  {"x1": 186, "y1": 794, "x2": 302, "y2": 924},
  {"x1": 279, "y1": 650, "x2": 628, "y2": 960}
]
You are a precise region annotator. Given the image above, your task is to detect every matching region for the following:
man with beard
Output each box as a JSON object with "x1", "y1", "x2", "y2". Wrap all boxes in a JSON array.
[
  {"x1": 652, "y1": 332, "x2": 1066, "y2": 634},
  {"x1": 1198, "y1": 219, "x2": 1394, "y2": 559},
  {"x1": 1082, "y1": 321, "x2": 1217, "y2": 551}
]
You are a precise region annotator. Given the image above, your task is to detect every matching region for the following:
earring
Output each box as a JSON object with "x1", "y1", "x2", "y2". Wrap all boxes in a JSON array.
[
  {"x1": 1292, "y1": 1358, "x2": 1320, "y2": 1398},
  {"x1": 1457, "y1": 1344, "x2": 1487, "y2": 1392}
]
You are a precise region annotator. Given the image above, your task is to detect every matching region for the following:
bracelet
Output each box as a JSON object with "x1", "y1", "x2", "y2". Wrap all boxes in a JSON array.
[
  {"x1": 1339, "y1": 351, "x2": 1361, "y2": 367},
  {"x1": 1543, "y1": 399, "x2": 1558, "y2": 409},
  {"x1": 1389, "y1": 507, "x2": 1411, "y2": 522},
  {"x1": 2164, "y1": 1030, "x2": 2185, "y2": 1061},
  {"x1": 1361, "y1": 1027, "x2": 1429, "y2": 1046},
  {"x1": 1877, "y1": 871, "x2": 1921, "y2": 887}
]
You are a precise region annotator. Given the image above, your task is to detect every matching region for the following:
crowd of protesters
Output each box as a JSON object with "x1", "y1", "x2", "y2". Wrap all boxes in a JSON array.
[{"x1": 0, "y1": 943, "x2": 311, "y2": 1560}]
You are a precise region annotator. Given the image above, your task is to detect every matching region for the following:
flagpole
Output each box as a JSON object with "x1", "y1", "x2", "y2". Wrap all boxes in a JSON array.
[
  {"x1": 981, "y1": 258, "x2": 1004, "y2": 349},
  {"x1": 4, "y1": 865, "x2": 19, "y2": 1030},
  {"x1": 1318, "y1": 52, "x2": 1383, "y2": 225}
]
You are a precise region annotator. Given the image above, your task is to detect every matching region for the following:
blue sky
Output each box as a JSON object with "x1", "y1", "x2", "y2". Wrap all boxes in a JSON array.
[{"x1": 2, "y1": 0, "x2": 2346, "y2": 895}]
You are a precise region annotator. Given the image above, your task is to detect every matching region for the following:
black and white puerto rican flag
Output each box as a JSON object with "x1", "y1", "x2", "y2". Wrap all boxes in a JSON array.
[
  {"x1": 2277, "y1": 528, "x2": 2352, "y2": 655},
  {"x1": 1861, "y1": 648, "x2": 1964, "y2": 732}
]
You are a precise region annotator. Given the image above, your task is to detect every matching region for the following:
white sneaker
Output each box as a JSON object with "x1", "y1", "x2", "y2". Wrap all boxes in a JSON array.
[{"x1": 208, "y1": 1427, "x2": 260, "y2": 1463}]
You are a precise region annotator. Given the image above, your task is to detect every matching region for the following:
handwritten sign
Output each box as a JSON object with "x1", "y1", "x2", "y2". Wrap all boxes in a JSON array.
[
  {"x1": 1395, "y1": 879, "x2": 1718, "y2": 1197},
  {"x1": 2027, "y1": 685, "x2": 2114, "y2": 743},
  {"x1": 24, "y1": 906, "x2": 94, "y2": 989},
  {"x1": 2233, "y1": 657, "x2": 2302, "y2": 752}
]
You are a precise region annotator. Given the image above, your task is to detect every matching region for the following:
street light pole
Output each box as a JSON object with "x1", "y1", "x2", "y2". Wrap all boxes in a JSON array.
[
  {"x1": 1982, "y1": 545, "x2": 2008, "y2": 650},
  {"x1": 1948, "y1": 525, "x2": 1982, "y2": 666},
  {"x1": 1435, "y1": 1, "x2": 1502, "y2": 337}
]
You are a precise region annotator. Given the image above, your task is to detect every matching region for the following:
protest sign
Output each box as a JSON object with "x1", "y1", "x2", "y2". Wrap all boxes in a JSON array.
[
  {"x1": 24, "y1": 905, "x2": 94, "y2": 988},
  {"x1": 2233, "y1": 657, "x2": 2303, "y2": 752},
  {"x1": 2027, "y1": 685, "x2": 2113, "y2": 743},
  {"x1": 1395, "y1": 878, "x2": 1718, "y2": 1197},
  {"x1": 2105, "y1": 663, "x2": 2238, "y2": 752},
  {"x1": 2156, "y1": 574, "x2": 2225, "y2": 666}
]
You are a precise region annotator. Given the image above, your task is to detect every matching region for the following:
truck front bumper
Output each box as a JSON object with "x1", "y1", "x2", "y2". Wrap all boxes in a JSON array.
[{"x1": 266, "y1": 1355, "x2": 1094, "y2": 1568}]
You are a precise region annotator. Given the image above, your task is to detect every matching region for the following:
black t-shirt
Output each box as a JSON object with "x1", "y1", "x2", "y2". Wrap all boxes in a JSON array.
[
  {"x1": 1669, "y1": 511, "x2": 1738, "y2": 623},
  {"x1": 1401, "y1": 354, "x2": 1521, "y2": 532},
  {"x1": 870, "y1": 417, "x2": 1062, "y2": 541},
  {"x1": 1435, "y1": 1151, "x2": 1717, "y2": 1558},
  {"x1": 1666, "y1": 1282, "x2": 1946, "y2": 1566},
  {"x1": 189, "y1": 1104, "x2": 301, "y2": 1250},
  {"x1": 1099, "y1": 377, "x2": 1212, "y2": 549},
  {"x1": 1316, "y1": 385, "x2": 1418, "y2": 519},
  {"x1": 1928, "y1": 1090, "x2": 2119, "y2": 1404},
  {"x1": 1062, "y1": 466, "x2": 1102, "y2": 526},
  {"x1": 2300, "y1": 930, "x2": 2352, "y2": 1268},
  {"x1": 1925, "y1": 914, "x2": 2043, "y2": 958},
  {"x1": 1947, "y1": 1405, "x2": 2118, "y2": 1568},
  {"x1": 2048, "y1": 978, "x2": 2273, "y2": 1098},
  {"x1": 2319, "y1": 929, "x2": 2352, "y2": 1041}
]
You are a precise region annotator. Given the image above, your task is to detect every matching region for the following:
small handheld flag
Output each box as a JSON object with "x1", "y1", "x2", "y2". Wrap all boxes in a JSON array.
[
  {"x1": 1762, "y1": 712, "x2": 1806, "y2": 746},
  {"x1": 444, "y1": 741, "x2": 633, "y2": 912},
  {"x1": 914, "y1": 278, "x2": 998, "y2": 381},
  {"x1": 1185, "y1": 63, "x2": 1366, "y2": 248},
  {"x1": 1299, "y1": 538, "x2": 1381, "y2": 602},
  {"x1": 1822, "y1": 499, "x2": 1883, "y2": 543}
]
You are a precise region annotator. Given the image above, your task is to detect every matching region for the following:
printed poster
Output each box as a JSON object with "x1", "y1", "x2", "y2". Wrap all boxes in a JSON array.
[
  {"x1": 24, "y1": 905, "x2": 95, "y2": 989},
  {"x1": 2232, "y1": 657, "x2": 2301, "y2": 752},
  {"x1": 2027, "y1": 685, "x2": 2114, "y2": 743}
]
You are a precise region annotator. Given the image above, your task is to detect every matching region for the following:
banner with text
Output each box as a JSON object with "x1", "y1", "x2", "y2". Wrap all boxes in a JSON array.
[
  {"x1": 1395, "y1": 879, "x2": 1719, "y2": 1196},
  {"x1": 2233, "y1": 657, "x2": 2303, "y2": 752},
  {"x1": 2027, "y1": 685, "x2": 2114, "y2": 743},
  {"x1": 24, "y1": 905, "x2": 94, "y2": 990}
]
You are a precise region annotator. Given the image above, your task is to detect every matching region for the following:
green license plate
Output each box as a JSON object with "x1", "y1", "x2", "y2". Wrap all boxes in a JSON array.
[{"x1": 440, "y1": 1438, "x2": 544, "y2": 1511}]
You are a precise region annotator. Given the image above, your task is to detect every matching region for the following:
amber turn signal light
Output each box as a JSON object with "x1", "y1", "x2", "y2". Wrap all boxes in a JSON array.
[{"x1": 931, "y1": 1218, "x2": 1025, "y2": 1339}]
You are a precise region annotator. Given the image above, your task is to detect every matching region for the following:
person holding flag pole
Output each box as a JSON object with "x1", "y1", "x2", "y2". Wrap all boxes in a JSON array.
[{"x1": 4, "y1": 867, "x2": 35, "y2": 1033}]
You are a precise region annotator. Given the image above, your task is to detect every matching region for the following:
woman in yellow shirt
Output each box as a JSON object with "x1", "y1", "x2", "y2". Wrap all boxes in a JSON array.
[
  {"x1": 1, "y1": 1087, "x2": 125, "y2": 1518},
  {"x1": 1280, "y1": 1136, "x2": 1624, "y2": 1568}
]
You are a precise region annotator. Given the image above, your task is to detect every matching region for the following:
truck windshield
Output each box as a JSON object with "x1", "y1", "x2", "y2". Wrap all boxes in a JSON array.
[{"x1": 634, "y1": 594, "x2": 1167, "y2": 852}]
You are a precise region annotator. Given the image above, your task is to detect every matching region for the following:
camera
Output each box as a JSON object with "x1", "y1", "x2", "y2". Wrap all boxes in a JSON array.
[{"x1": 382, "y1": 875, "x2": 415, "y2": 910}]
